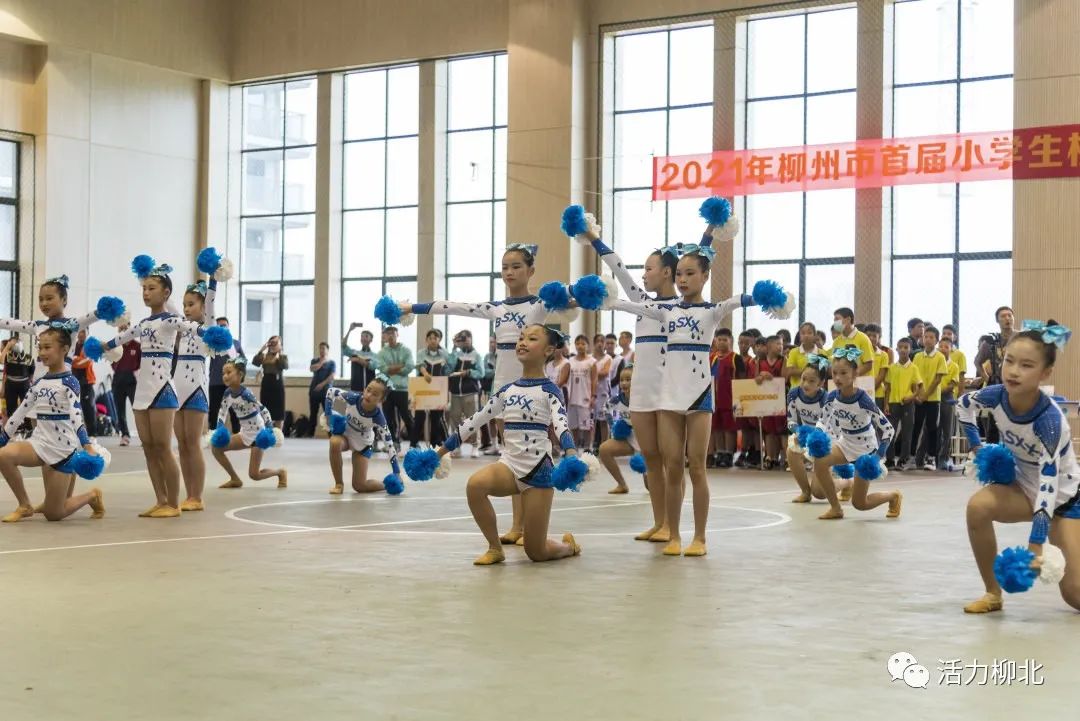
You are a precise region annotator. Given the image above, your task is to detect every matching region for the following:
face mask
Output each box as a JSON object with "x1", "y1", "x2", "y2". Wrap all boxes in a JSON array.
[{"x1": 831, "y1": 321, "x2": 844, "y2": 333}]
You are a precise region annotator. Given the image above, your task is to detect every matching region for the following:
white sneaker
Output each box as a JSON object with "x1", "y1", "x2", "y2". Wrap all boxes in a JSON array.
[
  {"x1": 483, "y1": 445, "x2": 501, "y2": 456},
  {"x1": 470, "y1": 447, "x2": 481, "y2": 459},
  {"x1": 923, "y1": 461, "x2": 936, "y2": 471},
  {"x1": 901, "y1": 460, "x2": 917, "y2": 471}
]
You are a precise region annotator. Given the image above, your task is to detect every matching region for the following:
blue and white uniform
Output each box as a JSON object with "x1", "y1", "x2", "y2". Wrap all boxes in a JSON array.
[
  {"x1": 958, "y1": 386, "x2": 1080, "y2": 543},
  {"x1": 0, "y1": 312, "x2": 102, "y2": 381},
  {"x1": 786, "y1": 387, "x2": 827, "y2": 434},
  {"x1": 324, "y1": 387, "x2": 402, "y2": 474},
  {"x1": 217, "y1": 386, "x2": 273, "y2": 447},
  {"x1": 606, "y1": 390, "x2": 638, "y2": 452},
  {"x1": 444, "y1": 377, "x2": 574, "y2": 491},
  {"x1": 102, "y1": 313, "x2": 200, "y2": 410},
  {"x1": 609, "y1": 296, "x2": 754, "y2": 413},
  {"x1": 1, "y1": 371, "x2": 89, "y2": 471},
  {"x1": 173, "y1": 278, "x2": 217, "y2": 413},
  {"x1": 411, "y1": 297, "x2": 548, "y2": 391},
  {"x1": 815, "y1": 388, "x2": 894, "y2": 462}
]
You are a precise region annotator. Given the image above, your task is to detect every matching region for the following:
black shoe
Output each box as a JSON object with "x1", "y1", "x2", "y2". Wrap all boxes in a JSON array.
[{"x1": 719, "y1": 453, "x2": 733, "y2": 468}]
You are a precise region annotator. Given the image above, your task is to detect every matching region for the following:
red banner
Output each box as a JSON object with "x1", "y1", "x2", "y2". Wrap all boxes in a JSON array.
[{"x1": 651, "y1": 124, "x2": 1080, "y2": 201}]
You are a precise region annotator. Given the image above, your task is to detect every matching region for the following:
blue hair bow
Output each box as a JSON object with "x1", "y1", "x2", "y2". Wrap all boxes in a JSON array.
[
  {"x1": 1022, "y1": 320, "x2": 1072, "y2": 349},
  {"x1": 45, "y1": 274, "x2": 70, "y2": 288},
  {"x1": 806, "y1": 353, "x2": 830, "y2": 370},
  {"x1": 152, "y1": 263, "x2": 173, "y2": 277},
  {"x1": 47, "y1": 319, "x2": 79, "y2": 332},
  {"x1": 187, "y1": 281, "x2": 208, "y2": 296},
  {"x1": 663, "y1": 243, "x2": 716, "y2": 261},
  {"x1": 506, "y1": 243, "x2": 539, "y2": 259},
  {"x1": 832, "y1": 346, "x2": 863, "y2": 363}
]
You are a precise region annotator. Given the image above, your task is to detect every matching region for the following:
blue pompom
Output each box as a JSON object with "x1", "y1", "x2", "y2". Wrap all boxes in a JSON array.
[
  {"x1": 403, "y1": 448, "x2": 440, "y2": 481},
  {"x1": 561, "y1": 204, "x2": 588, "y2": 237},
  {"x1": 211, "y1": 423, "x2": 231, "y2": 449},
  {"x1": 994, "y1": 546, "x2": 1038, "y2": 593},
  {"x1": 196, "y1": 247, "x2": 223, "y2": 275},
  {"x1": 805, "y1": 428, "x2": 832, "y2": 459},
  {"x1": 83, "y1": 337, "x2": 105, "y2": 362},
  {"x1": 551, "y1": 455, "x2": 588, "y2": 492},
  {"x1": 70, "y1": 450, "x2": 105, "y2": 480},
  {"x1": 95, "y1": 296, "x2": 126, "y2": 324},
  {"x1": 201, "y1": 325, "x2": 234, "y2": 353},
  {"x1": 570, "y1": 274, "x2": 608, "y2": 311},
  {"x1": 833, "y1": 463, "x2": 855, "y2": 480},
  {"x1": 384, "y1": 473, "x2": 405, "y2": 496},
  {"x1": 611, "y1": 418, "x2": 632, "y2": 441},
  {"x1": 974, "y1": 443, "x2": 1017, "y2": 485},
  {"x1": 131, "y1": 254, "x2": 156, "y2": 279},
  {"x1": 699, "y1": 196, "x2": 732, "y2": 226},
  {"x1": 329, "y1": 413, "x2": 348, "y2": 436},
  {"x1": 374, "y1": 295, "x2": 402, "y2": 326},
  {"x1": 854, "y1": 453, "x2": 883, "y2": 481},
  {"x1": 752, "y1": 279, "x2": 788, "y2": 311},
  {"x1": 629, "y1": 453, "x2": 647, "y2": 474},
  {"x1": 254, "y1": 427, "x2": 276, "y2": 450},
  {"x1": 795, "y1": 425, "x2": 815, "y2": 448},
  {"x1": 539, "y1": 281, "x2": 571, "y2": 312}
]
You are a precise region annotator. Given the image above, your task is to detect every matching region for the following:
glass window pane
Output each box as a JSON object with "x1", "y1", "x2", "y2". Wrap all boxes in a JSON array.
[
  {"x1": 0, "y1": 205, "x2": 14, "y2": 262},
  {"x1": 894, "y1": 0, "x2": 958, "y2": 85},
  {"x1": 806, "y1": 92, "x2": 854, "y2": 145},
  {"x1": 283, "y1": 146, "x2": 316, "y2": 214},
  {"x1": 613, "y1": 189, "x2": 665, "y2": 266},
  {"x1": 746, "y1": 193, "x2": 803, "y2": 261},
  {"x1": 747, "y1": 15, "x2": 805, "y2": 98},
  {"x1": 959, "y1": 78, "x2": 1012, "y2": 134},
  {"x1": 344, "y1": 140, "x2": 386, "y2": 209},
  {"x1": 959, "y1": 179, "x2": 1011, "y2": 253},
  {"x1": 494, "y1": 54, "x2": 508, "y2": 127},
  {"x1": 747, "y1": 98, "x2": 803, "y2": 150},
  {"x1": 668, "y1": 25, "x2": 713, "y2": 106},
  {"x1": 493, "y1": 201, "x2": 506, "y2": 273},
  {"x1": 613, "y1": 110, "x2": 666, "y2": 188},
  {"x1": 614, "y1": 32, "x2": 668, "y2": 111},
  {"x1": 343, "y1": 209, "x2": 385, "y2": 279},
  {"x1": 241, "y1": 283, "x2": 280, "y2": 350},
  {"x1": 284, "y1": 79, "x2": 317, "y2": 146},
  {"x1": 892, "y1": 183, "x2": 956, "y2": 254},
  {"x1": 960, "y1": 0, "x2": 1012, "y2": 79},
  {"x1": 804, "y1": 264, "x2": 854, "y2": 329},
  {"x1": 387, "y1": 65, "x2": 419, "y2": 136},
  {"x1": 891, "y1": 257, "x2": 954, "y2": 343},
  {"x1": 345, "y1": 70, "x2": 387, "y2": 140},
  {"x1": 667, "y1": 197, "x2": 709, "y2": 247},
  {"x1": 667, "y1": 105, "x2": 712, "y2": 157},
  {"x1": 343, "y1": 280, "x2": 383, "y2": 352},
  {"x1": 385, "y1": 280, "x2": 418, "y2": 352},
  {"x1": 446, "y1": 276, "x2": 495, "y2": 343},
  {"x1": 893, "y1": 84, "x2": 957, "y2": 137},
  {"x1": 240, "y1": 217, "x2": 282, "y2": 281},
  {"x1": 242, "y1": 150, "x2": 283, "y2": 216},
  {"x1": 494, "y1": 128, "x2": 507, "y2": 200},
  {"x1": 958, "y1": 258, "x2": 1011, "y2": 365},
  {"x1": 448, "y1": 56, "x2": 494, "y2": 130},
  {"x1": 282, "y1": 213, "x2": 315, "y2": 280},
  {"x1": 745, "y1": 263, "x2": 800, "y2": 337},
  {"x1": 447, "y1": 203, "x2": 493, "y2": 274},
  {"x1": 448, "y1": 130, "x2": 494, "y2": 202},
  {"x1": 807, "y1": 8, "x2": 857, "y2": 93},
  {"x1": 385, "y1": 207, "x2": 418, "y2": 277},
  {"x1": 386, "y1": 136, "x2": 418, "y2": 207},
  {"x1": 0, "y1": 270, "x2": 12, "y2": 319},
  {"x1": 0, "y1": 142, "x2": 15, "y2": 198},
  {"x1": 243, "y1": 83, "x2": 284, "y2": 150},
  {"x1": 283, "y1": 284, "x2": 315, "y2": 370},
  {"x1": 806, "y1": 189, "x2": 855, "y2": 258}
]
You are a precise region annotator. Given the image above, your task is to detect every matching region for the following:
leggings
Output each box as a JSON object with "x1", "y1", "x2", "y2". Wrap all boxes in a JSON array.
[
  {"x1": 382, "y1": 389, "x2": 414, "y2": 444},
  {"x1": 4, "y1": 379, "x2": 28, "y2": 431},
  {"x1": 308, "y1": 389, "x2": 328, "y2": 438},
  {"x1": 411, "y1": 410, "x2": 447, "y2": 447}
]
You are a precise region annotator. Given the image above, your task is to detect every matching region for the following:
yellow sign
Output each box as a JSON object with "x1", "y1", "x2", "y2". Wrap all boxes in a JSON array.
[
  {"x1": 408, "y1": 376, "x2": 449, "y2": 411},
  {"x1": 732, "y1": 378, "x2": 786, "y2": 418}
]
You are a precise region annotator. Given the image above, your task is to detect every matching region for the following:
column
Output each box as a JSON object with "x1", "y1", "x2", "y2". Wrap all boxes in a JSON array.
[
  {"x1": 853, "y1": 0, "x2": 885, "y2": 323},
  {"x1": 415, "y1": 60, "x2": 447, "y2": 342}
]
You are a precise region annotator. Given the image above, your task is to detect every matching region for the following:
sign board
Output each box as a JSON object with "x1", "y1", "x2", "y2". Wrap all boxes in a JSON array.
[
  {"x1": 732, "y1": 377, "x2": 786, "y2": 418},
  {"x1": 408, "y1": 376, "x2": 448, "y2": 411}
]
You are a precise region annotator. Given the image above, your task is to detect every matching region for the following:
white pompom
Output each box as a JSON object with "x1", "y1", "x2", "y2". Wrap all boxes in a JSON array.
[
  {"x1": 213, "y1": 258, "x2": 235, "y2": 282},
  {"x1": 201, "y1": 432, "x2": 213, "y2": 449},
  {"x1": 710, "y1": 214, "x2": 740, "y2": 243},
  {"x1": 600, "y1": 275, "x2": 620, "y2": 310},
  {"x1": 90, "y1": 442, "x2": 112, "y2": 470},
  {"x1": 435, "y1": 453, "x2": 452, "y2": 480},
  {"x1": 108, "y1": 311, "x2": 131, "y2": 329},
  {"x1": 548, "y1": 307, "x2": 580, "y2": 325},
  {"x1": 1038, "y1": 543, "x2": 1067, "y2": 585},
  {"x1": 579, "y1": 452, "x2": 602, "y2": 484},
  {"x1": 273, "y1": 428, "x2": 285, "y2": 447},
  {"x1": 103, "y1": 346, "x2": 124, "y2": 363},
  {"x1": 787, "y1": 434, "x2": 801, "y2": 452},
  {"x1": 398, "y1": 299, "x2": 416, "y2": 327},
  {"x1": 318, "y1": 413, "x2": 329, "y2": 432},
  {"x1": 765, "y1": 292, "x2": 796, "y2": 320}
]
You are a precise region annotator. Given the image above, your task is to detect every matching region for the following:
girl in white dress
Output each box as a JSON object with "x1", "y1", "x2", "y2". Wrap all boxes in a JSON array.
[{"x1": 566, "y1": 335, "x2": 597, "y2": 449}]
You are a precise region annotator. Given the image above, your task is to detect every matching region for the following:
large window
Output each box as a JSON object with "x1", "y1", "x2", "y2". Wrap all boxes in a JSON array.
[
  {"x1": 239, "y1": 79, "x2": 317, "y2": 371},
  {"x1": 736, "y1": 7, "x2": 857, "y2": 337},
  {"x1": 603, "y1": 24, "x2": 714, "y2": 333},
  {"x1": 442, "y1": 53, "x2": 508, "y2": 345},
  {"x1": 0, "y1": 140, "x2": 17, "y2": 318},
  {"x1": 889, "y1": 0, "x2": 1013, "y2": 359},
  {"x1": 341, "y1": 64, "x2": 420, "y2": 358}
]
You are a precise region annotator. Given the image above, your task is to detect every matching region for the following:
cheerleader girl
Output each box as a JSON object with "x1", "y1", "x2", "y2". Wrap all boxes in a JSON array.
[
  {"x1": 805, "y1": 346, "x2": 901, "y2": 521},
  {"x1": 212, "y1": 359, "x2": 287, "y2": 489},
  {"x1": 957, "y1": 321, "x2": 1080, "y2": 613},
  {"x1": 323, "y1": 378, "x2": 402, "y2": 494},
  {"x1": 430, "y1": 324, "x2": 582, "y2": 565},
  {"x1": 599, "y1": 365, "x2": 638, "y2": 494},
  {"x1": 0, "y1": 327, "x2": 104, "y2": 522},
  {"x1": 786, "y1": 355, "x2": 828, "y2": 502},
  {"x1": 385, "y1": 243, "x2": 552, "y2": 543},
  {"x1": 566, "y1": 335, "x2": 597, "y2": 449},
  {"x1": 86, "y1": 257, "x2": 201, "y2": 518}
]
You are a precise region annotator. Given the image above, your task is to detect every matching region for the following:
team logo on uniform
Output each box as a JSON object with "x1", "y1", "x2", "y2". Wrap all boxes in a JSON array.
[
  {"x1": 1001, "y1": 429, "x2": 1038, "y2": 457},
  {"x1": 504, "y1": 394, "x2": 534, "y2": 412},
  {"x1": 668, "y1": 316, "x2": 701, "y2": 334},
  {"x1": 495, "y1": 311, "x2": 526, "y2": 329}
]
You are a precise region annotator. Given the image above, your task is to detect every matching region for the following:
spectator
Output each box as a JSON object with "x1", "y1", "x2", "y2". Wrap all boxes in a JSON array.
[
  {"x1": 941, "y1": 324, "x2": 967, "y2": 391},
  {"x1": 591, "y1": 332, "x2": 613, "y2": 451},
  {"x1": 975, "y1": 306, "x2": 1014, "y2": 388},
  {"x1": 735, "y1": 330, "x2": 760, "y2": 468},
  {"x1": 110, "y1": 329, "x2": 140, "y2": 446},
  {"x1": 479, "y1": 334, "x2": 498, "y2": 453},
  {"x1": 864, "y1": 323, "x2": 890, "y2": 411},
  {"x1": 710, "y1": 328, "x2": 740, "y2": 468},
  {"x1": 883, "y1": 337, "x2": 923, "y2": 469},
  {"x1": 776, "y1": 328, "x2": 792, "y2": 350},
  {"x1": 902, "y1": 317, "x2": 924, "y2": 356},
  {"x1": 307, "y1": 342, "x2": 336, "y2": 437},
  {"x1": 208, "y1": 316, "x2": 245, "y2": 433},
  {"x1": 376, "y1": 325, "x2": 414, "y2": 450},
  {"x1": 342, "y1": 322, "x2": 379, "y2": 392},
  {"x1": 71, "y1": 330, "x2": 98, "y2": 437},
  {"x1": 1, "y1": 335, "x2": 32, "y2": 435},
  {"x1": 447, "y1": 330, "x2": 484, "y2": 458},
  {"x1": 937, "y1": 336, "x2": 961, "y2": 471},
  {"x1": 783, "y1": 321, "x2": 820, "y2": 389},
  {"x1": 755, "y1": 335, "x2": 787, "y2": 470},
  {"x1": 252, "y1": 335, "x2": 288, "y2": 429},
  {"x1": 912, "y1": 325, "x2": 947, "y2": 470},
  {"x1": 831, "y1": 307, "x2": 874, "y2": 376},
  {"x1": 613, "y1": 330, "x2": 634, "y2": 384},
  {"x1": 815, "y1": 329, "x2": 828, "y2": 348},
  {"x1": 411, "y1": 328, "x2": 450, "y2": 449}
]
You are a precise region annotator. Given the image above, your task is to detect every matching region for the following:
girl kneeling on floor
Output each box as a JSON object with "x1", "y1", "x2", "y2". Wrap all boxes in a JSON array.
[
  {"x1": 211, "y1": 359, "x2": 287, "y2": 490},
  {"x1": 324, "y1": 378, "x2": 403, "y2": 495},
  {"x1": 786, "y1": 355, "x2": 828, "y2": 503}
]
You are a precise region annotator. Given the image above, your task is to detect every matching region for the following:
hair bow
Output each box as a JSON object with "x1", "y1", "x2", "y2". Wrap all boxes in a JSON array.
[
  {"x1": 506, "y1": 243, "x2": 539, "y2": 259},
  {"x1": 806, "y1": 353, "x2": 830, "y2": 370},
  {"x1": 187, "y1": 281, "x2": 208, "y2": 296},
  {"x1": 374, "y1": 371, "x2": 392, "y2": 385},
  {"x1": 152, "y1": 264, "x2": 173, "y2": 277},
  {"x1": 675, "y1": 243, "x2": 716, "y2": 261},
  {"x1": 1022, "y1": 320, "x2": 1072, "y2": 349},
  {"x1": 47, "y1": 319, "x2": 79, "y2": 332},
  {"x1": 832, "y1": 346, "x2": 863, "y2": 362},
  {"x1": 45, "y1": 274, "x2": 70, "y2": 288}
]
